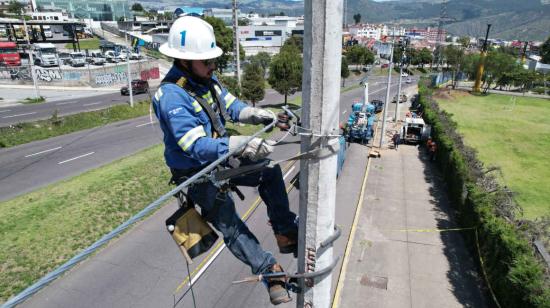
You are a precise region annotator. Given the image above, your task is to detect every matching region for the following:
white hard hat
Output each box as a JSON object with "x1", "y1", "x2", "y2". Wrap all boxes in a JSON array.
[{"x1": 159, "y1": 16, "x2": 223, "y2": 60}]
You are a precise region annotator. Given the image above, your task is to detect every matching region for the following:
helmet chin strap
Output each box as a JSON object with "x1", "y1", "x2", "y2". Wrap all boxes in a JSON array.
[{"x1": 176, "y1": 59, "x2": 212, "y2": 86}]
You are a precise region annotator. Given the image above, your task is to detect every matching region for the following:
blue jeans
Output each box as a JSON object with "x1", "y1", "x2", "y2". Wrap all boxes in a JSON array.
[{"x1": 188, "y1": 163, "x2": 297, "y2": 275}]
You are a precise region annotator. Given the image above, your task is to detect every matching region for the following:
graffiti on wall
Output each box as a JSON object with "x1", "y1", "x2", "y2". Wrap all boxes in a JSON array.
[
  {"x1": 140, "y1": 67, "x2": 160, "y2": 80},
  {"x1": 35, "y1": 68, "x2": 62, "y2": 82},
  {"x1": 0, "y1": 67, "x2": 32, "y2": 80},
  {"x1": 95, "y1": 72, "x2": 128, "y2": 86}
]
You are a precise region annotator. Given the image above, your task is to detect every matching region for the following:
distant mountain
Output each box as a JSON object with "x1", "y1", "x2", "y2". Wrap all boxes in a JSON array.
[{"x1": 145, "y1": 0, "x2": 550, "y2": 41}]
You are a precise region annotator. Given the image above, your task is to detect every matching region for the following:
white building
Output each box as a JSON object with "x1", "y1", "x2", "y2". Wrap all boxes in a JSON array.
[
  {"x1": 239, "y1": 25, "x2": 288, "y2": 55},
  {"x1": 31, "y1": 11, "x2": 70, "y2": 21}
]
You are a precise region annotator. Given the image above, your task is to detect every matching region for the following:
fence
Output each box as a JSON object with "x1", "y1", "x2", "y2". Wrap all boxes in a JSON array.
[{"x1": 0, "y1": 61, "x2": 160, "y2": 88}]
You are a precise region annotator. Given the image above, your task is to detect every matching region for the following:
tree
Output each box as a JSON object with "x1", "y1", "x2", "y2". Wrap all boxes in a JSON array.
[
  {"x1": 238, "y1": 18, "x2": 250, "y2": 26},
  {"x1": 7, "y1": 0, "x2": 25, "y2": 16},
  {"x1": 242, "y1": 63, "x2": 265, "y2": 107},
  {"x1": 283, "y1": 35, "x2": 303, "y2": 52},
  {"x1": 249, "y1": 52, "x2": 271, "y2": 78},
  {"x1": 131, "y1": 3, "x2": 143, "y2": 11},
  {"x1": 204, "y1": 16, "x2": 245, "y2": 72},
  {"x1": 458, "y1": 36, "x2": 470, "y2": 48},
  {"x1": 341, "y1": 57, "x2": 350, "y2": 87},
  {"x1": 346, "y1": 45, "x2": 374, "y2": 70},
  {"x1": 443, "y1": 45, "x2": 465, "y2": 88},
  {"x1": 268, "y1": 45, "x2": 302, "y2": 105},
  {"x1": 541, "y1": 36, "x2": 550, "y2": 64},
  {"x1": 353, "y1": 13, "x2": 361, "y2": 24},
  {"x1": 482, "y1": 51, "x2": 517, "y2": 92},
  {"x1": 418, "y1": 48, "x2": 433, "y2": 68},
  {"x1": 219, "y1": 76, "x2": 241, "y2": 97}
]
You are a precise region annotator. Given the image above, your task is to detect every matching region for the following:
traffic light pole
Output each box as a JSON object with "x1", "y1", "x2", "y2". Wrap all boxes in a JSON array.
[{"x1": 298, "y1": 0, "x2": 342, "y2": 307}]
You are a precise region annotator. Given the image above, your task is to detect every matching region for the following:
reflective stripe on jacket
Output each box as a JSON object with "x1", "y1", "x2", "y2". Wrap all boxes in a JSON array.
[{"x1": 152, "y1": 65, "x2": 247, "y2": 170}]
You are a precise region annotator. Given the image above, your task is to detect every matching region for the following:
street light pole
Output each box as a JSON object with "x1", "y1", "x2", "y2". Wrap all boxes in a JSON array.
[
  {"x1": 122, "y1": 3, "x2": 133, "y2": 107},
  {"x1": 298, "y1": 0, "x2": 342, "y2": 307},
  {"x1": 233, "y1": 0, "x2": 241, "y2": 89},
  {"x1": 395, "y1": 44, "x2": 404, "y2": 123},
  {"x1": 22, "y1": 9, "x2": 40, "y2": 99},
  {"x1": 379, "y1": 30, "x2": 394, "y2": 148}
]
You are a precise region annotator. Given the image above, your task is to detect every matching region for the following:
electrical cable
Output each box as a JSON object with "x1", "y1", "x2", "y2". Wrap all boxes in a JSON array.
[{"x1": 185, "y1": 259, "x2": 198, "y2": 308}]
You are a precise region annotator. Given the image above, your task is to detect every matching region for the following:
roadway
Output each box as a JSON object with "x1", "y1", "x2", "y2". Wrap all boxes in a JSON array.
[
  {"x1": 13, "y1": 78, "x2": 416, "y2": 308},
  {"x1": 0, "y1": 75, "x2": 409, "y2": 202},
  {"x1": 0, "y1": 91, "x2": 150, "y2": 126}
]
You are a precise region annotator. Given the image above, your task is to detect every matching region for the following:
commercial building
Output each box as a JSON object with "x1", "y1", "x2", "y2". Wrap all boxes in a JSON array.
[{"x1": 32, "y1": 0, "x2": 131, "y2": 21}]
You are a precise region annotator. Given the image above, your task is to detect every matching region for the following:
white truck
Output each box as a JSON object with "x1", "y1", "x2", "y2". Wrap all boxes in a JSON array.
[
  {"x1": 69, "y1": 52, "x2": 86, "y2": 67},
  {"x1": 401, "y1": 117, "x2": 430, "y2": 144},
  {"x1": 33, "y1": 43, "x2": 58, "y2": 67}
]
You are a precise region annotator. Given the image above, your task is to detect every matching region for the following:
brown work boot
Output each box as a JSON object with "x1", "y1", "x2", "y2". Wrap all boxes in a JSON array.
[
  {"x1": 275, "y1": 230, "x2": 298, "y2": 256},
  {"x1": 265, "y1": 264, "x2": 291, "y2": 305}
]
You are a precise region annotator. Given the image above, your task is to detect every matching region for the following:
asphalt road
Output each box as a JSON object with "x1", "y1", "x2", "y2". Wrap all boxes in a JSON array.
[
  {"x1": 0, "y1": 91, "x2": 151, "y2": 126},
  {"x1": 0, "y1": 75, "x2": 410, "y2": 202},
  {"x1": 12, "y1": 79, "x2": 416, "y2": 308}
]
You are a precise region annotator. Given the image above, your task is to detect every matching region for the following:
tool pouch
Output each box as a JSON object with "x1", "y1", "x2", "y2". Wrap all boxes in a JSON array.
[{"x1": 165, "y1": 204, "x2": 219, "y2": 264}]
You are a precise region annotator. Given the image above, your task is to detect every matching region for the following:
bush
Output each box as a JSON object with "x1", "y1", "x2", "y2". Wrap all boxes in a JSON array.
[
  {"x1": 532, "y1": 87, "x2": 548, "y2": 95},
  {"x1": 418, "y1": 80, "x2": 550, "y2": 307}
]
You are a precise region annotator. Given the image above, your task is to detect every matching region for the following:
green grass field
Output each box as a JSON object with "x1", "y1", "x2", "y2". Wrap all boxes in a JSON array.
[
  {"x1": 436, "y1": 91, "x2": 550, "y2": 219},
  {"x1": 65, "y1": 38, "x2": 101, "y2": 50}
]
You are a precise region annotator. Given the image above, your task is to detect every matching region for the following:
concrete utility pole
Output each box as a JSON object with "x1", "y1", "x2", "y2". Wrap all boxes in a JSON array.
[
  {"x1": 233, "y1": 0, "x2": 241, "y2": 89},
  {"x1": 379, "y1": 30, "x2": 394, "y2": 148},
  {"x1": 363, "y1": 78, "x2": 369, "y2": 105},
  {"x1": 298, "y1": 0, "x2": 342, "y2": 307},
  {"x1": 22, "y1": 9, "x2": 40, "y2": 99},
  {"x1": 123, "y1": 6, "x2": 133, "y2": 107},
  {"x1": 395, "y1": 43, "x2": 405, "y2": 123}
]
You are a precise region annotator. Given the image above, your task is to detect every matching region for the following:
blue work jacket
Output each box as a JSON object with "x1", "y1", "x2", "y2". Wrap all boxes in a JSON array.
[{"x1": 152, "y1": 65, "x2": 247, "y2": 170}]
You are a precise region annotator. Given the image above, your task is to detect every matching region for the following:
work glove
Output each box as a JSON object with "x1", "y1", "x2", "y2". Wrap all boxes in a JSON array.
[
  {"x1": 229, "y1": 136, "x2": 274, "y2": 162},
  {"x1": 238, "y1": 107, "x2": 276, "y2": 126}
]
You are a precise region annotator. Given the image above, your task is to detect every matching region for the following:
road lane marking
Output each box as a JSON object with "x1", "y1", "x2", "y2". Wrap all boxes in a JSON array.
[
  {"x1": 57, "y1": 152, "x2": 95, "y2": 165},
  {"x1": 174, "y1": 160, "x2": 298, "y2": 294},
  {"x1": 56, "y1": 101, "x2": 77, "y2": 105},
  {"x1": 83, "y1": 102, "x2": 100, "y2": 107},
  {"x1": 283, "y1": 165, "x2": 296, "y2": 180},
  {"x1": 0, "y1": 109, "x2": 11, "y2": 113},
  {"x1": 2, "y1": 112, "x2": 37, "y2": 119},
  {"x1": 135, "y1": 121, "x2": 156, "y2": 128},
  {"x1": 25, "y1": 146, "x2": 62, "y2": 158}
]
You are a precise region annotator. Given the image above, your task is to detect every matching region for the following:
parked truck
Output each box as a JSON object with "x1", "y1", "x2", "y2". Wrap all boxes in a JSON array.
[
  {"x1": 401, "y1": 117, "x2": 430, "y2": 144},
  {"x1": 0, "y1": 42, "x2": 21, "y2": 66},
  {"x1": 33, "y1": 43, "x2": 58, "y2": 67}
]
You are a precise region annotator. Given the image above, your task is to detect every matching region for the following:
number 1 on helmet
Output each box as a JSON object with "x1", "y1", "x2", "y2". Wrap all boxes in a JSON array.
[{"x1": 180, "y1": 31, "x2": 187, "y2": 46}]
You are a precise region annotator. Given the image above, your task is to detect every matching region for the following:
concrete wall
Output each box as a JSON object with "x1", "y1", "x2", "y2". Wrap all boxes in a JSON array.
[{"x1": 0, "y1": 60, "x2": 160, "y2": 88}]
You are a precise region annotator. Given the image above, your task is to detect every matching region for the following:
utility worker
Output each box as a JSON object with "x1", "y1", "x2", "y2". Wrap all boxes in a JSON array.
[
  {"x1": 429, "y1": 141, "x2": 437, "y2": 161},
  {"x1": 153, "y1": 16, "x2": 297, "y2": 305}
]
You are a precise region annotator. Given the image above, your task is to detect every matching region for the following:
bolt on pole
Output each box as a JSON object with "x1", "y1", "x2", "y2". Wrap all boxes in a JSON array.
[
  {"x1": 379, "y1": 32, "x2": 394, "y2": 149},
  {"x1": 22, "y1": 9, "x2": 40, "y2": 99},
  {"x1": 298, "y1": 0, "x2": 342, "y2": 307}
]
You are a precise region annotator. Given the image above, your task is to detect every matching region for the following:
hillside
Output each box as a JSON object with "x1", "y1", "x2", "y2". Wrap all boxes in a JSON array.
[{"x1": 144, "y1": 0, "x2": 550, "y2": 41}]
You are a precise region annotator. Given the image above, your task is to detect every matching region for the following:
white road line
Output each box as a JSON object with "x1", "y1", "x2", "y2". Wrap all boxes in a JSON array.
[
  {"x1": 57, "y1": 152, "x2": 95, "y2": 165},
  {"x1": 0, "y1": 109, "x2": 11, "y2": 113},
  {"x1": 83, "y1": 102, "x2": 100, "y2": 107},
  {"x1": 135, "y1": 121, "x2": 156, "y2": 128},
  {"x1": 25, "y1": 146, "x2": 62, "y2": 158},
  {"x1": 2, "y1": 112, "x2": 37, "y2": 119},
  {"x1": 56, "y1": 101, "x2": 77, "y2": 105},
  {"x1": 283, "y1": 166, "x2": 296, "y2": 181},
  {"x1": 189, "y1": 244, "x2": 226, "y2": 286}
]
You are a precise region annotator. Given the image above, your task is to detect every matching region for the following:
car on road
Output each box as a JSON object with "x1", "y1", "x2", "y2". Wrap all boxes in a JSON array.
[
  {"x1": 406, "y1": 77, "x2": 412, "y2": 84},
  {"x1": 381, "y1": 63, "x2": 389, "y2": 69},
  {"x1": 371, "y1": 99, "x2": 384, "y2": 113},
  {"x1": 121, "y1": 79, "x2": 149, "y2": 96},
  {"x1": 401, "y1": 72, "x2": 409, "y2": 77},
  {"x1": 392, "y1": 94, "x2": 408, "y2": 104}
]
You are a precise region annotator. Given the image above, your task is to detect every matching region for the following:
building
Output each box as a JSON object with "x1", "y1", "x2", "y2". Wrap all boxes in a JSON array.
[
  {"x1": 203, "y1": 8, "x2": 238, "y2": 25},
  {"x1": 32, "y1": 0, "x2": 131, "y2": 21},
  {"x1": 31, "y1": 11, "x2": 70, "y2": 21},
  {"x1": 238, "y1": 25, "x2": 289, "y2": 55}
]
